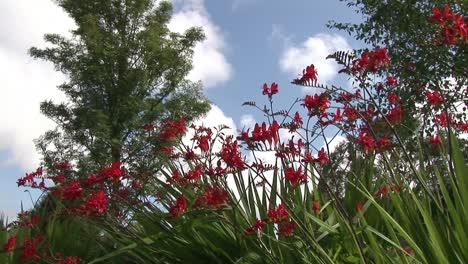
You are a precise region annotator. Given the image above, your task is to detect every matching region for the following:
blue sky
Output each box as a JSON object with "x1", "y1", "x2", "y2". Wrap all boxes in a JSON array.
[{"x1": 0, "y1": 0, "x2": 365, "y2": 220}]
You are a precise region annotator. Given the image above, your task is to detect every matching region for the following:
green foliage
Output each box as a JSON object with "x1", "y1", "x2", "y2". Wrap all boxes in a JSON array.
[{"x1": 89, "y1": 134, "x2": 467, "y2": 264}]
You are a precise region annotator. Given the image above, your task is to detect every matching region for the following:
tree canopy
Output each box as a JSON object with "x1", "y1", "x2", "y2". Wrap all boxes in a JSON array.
[{"x1": 30, "y1": 0, "x2": 211, "y2": 173}]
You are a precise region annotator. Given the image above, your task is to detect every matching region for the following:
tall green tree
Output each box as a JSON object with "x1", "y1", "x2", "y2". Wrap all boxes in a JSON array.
[{"x1": 30, "y1": 0, "x2": 211, "y2": 173}]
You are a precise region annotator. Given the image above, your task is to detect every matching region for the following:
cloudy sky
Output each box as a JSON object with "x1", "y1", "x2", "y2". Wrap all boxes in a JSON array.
[{"x1": 0, "y1": 0, "x2": 364, "y2": 220}]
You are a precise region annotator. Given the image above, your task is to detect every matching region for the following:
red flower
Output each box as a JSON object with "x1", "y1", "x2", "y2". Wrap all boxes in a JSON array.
[
  {"x1": 387, "y1": 92, "x2": 399, "y2": 105},
  {"x1": 200, "y1": 186, "x2": 229, "y2": 207},
  {"x1": 61, "y1": 180, "x2": 82, "y2": 200},
  {"x1": 284, "y1": 166, "x2": 307, "y2": 187},
  {"x1": 198, "y1": 135, "x2": 210, "y2": 152},
  {"x1": 356, "y1": 201, "x2": 364, "y2": 213},
  {"x1": 332, "y1": 108, "x2": 343, "y2": 123},
  {"x1": 376, "y1": 185, "x2": 389, "y2": 198},
  {"x1": 377, "y1": 136, "x2": 391, "y2": 148},
  {"x1": 245, "y1": 219, "x2": 265, "y2": 234},
  {"x1": 277, "y1": 221, "x2": 295, "y2": 236},
  {"x1": 20, "y1": 236, "x2": 42, "y2": 261},
  {"x1": 434, "y1": 112, "x2": 451, "y2": 127},
  {"x1": 85, "y1": 191, "x2": 108, "y2": 214},
  {"x1": 262, "y1": 82, "x2": 279, "y2": 98},
  {"x1": 302, "y1": 93, "x2": 330, "y2": 117},
  {"x1": 293, "y1": 64, "x2": 318, "y2": 85},
  {"x1": 358, "y1": 132, "x2": 376, "y2": 154},
  {"x1": 170, "y1": 195, "x2": 187, "y2": 217},
  {"x1": 55, "y1": 161, "x2": 71, "y2": 170},
  {"x1": 429, "y1": 135, "x2": 441, "y2": 146},
  {"x1": 159, "y1": 117, "x2": 186, "y2": 140},
  {"x1": 371, "y1": 48, "x2": 390, "y2": 69},
  {"x1": 35, "y1": 167, "x2": 43, "y2": 176},
  {"x1": 239, "y1": 121, "x2": 279, "y2": 147},
  {"x1": 184, "y1": 147, "x2": 197, "y2": 161},
  {"x1": 316, "y1": 148, "x2": 329, "y2": 165},
  {"x1": 294, "y1": 111, "x2": 303, "y2": 125},
  {"x1": 268, "y1": 203, "x2": 289, "y2": 223},
  {"x1": 344, "y1": 105, "x2": 358, "y2": 121},
  {"x1": 58, "y1": 256, "x2": 81, "y2": 264},
  {"x1": 2, "y1": 236, "x2": 16, "y2": 252},
  {"x1": 386, "y1": 76, "x2": 398, "y2": 86},
  {"x1": 426, "y1": 90, "x2": 443, "y2": 106},
  {"x1": 185, "y1": 164, "x2": 203, "y2": 181},
  {"x1": 428, "y1": 5, "x2": 453, "y2": 24},
  {"x1": 301, "y1": 151, "x2": 314, "y2": 164},
  {"x1": 387, "y1": 106, "x2": 403, "y2": 124},
  {"x1": 220, "y1": 137, "x2": 246, "y2": 170},
  {"x1": 99, "y1": 161, "x2": 124, "y2": 179},
  {"x1": 143, "y1": 123, "x2": 155, "y2": 131},
  {"x1": 312, "y1": 201, "x2": 321, "y2": 213},
  {"x1": 352, "y1": 48, "x2": 389, "y2": 72}
]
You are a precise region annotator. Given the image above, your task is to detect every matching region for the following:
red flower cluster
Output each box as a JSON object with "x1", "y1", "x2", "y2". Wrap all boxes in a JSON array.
[
  {"x1": 386, "y1": 76, "x2": 398, "y2": 86},
  {"x1": 302, "y1": 93, "x2": 330, "y2": 117},
  {"x1": 386, "y1": 106, "x2": 403, "y2": 124},
  {"x1": 98, "y1": 161, "x2": 125, "y2": 179},
  {"x1": 434, "y1": 112, "x2": 451, "y2": 127},
  {"x1": 17, "y1": 167, "x2": 44, "y2": 187},
  {"x1": 84, "y1": 191, "x2": 108, "y2": 215},
  {"x1": 293, "y1": 64, "x2": 318, "y2": 85},
  {"x1": 357, "y1": 132, "x2": 377, "y2": 154},
  {"x1": 197, "y1": 186, "x2": 229, "y2": 208},
  {"x1": 20, "y1": 235, "x2": 42, "y2": 262},
  {"x1": 159, "y1": 117, "x2": 186, "y2": 141},
  {"x1": 220, "y1": 137, "x2": 246, "y2": 170},
  {"x1": 428, "y1": 5, "x2": 467, "y2": 44},
  {"x1": 344, "y1": 104, "x2": 358, "y2": 122},
  {"x1": 375, "y1": 184, "x2": 400, "y2": 198},
  {"x1": 429, "y1": 135, "x2": 441, "y2": 146},
  {"x1": 277, "y1": 221, "x2": 295, "y2": 236},
  {"x1": 185, "y1": 164, "x2": 203, "y2": 181},
  {"x1": 312, "y1": 201, "x2": 321, "y2": 213},
  {"x1": 356, "y1": 201, "x2": 364, "y2": 213},
  {"x1": 267, "y1": 203, "x2": 289, "y2": 223},
  {"x1": 2, "y1": 236, "x2": 16, "y2": 252},
  {"x1": 387, "y1": 92, "x2": 399, "y2": 105},
  {"x1": 285, "y1": 166, "x2": 307, "y2": 187},
  {"x1": 286, "y1": 111, "x2": 304, "y2": 132},
  {"x1": 143, "y1": 123, "x2": 155, "y2": 131},
  {"x1": 55, "y1": 161, "x2": 71, "y2": 170},
  {"x1": 262, "y1": 82, "x2": 279, "y2": 98},
  {"x1": 245, "y1": 219, "x2": 265, "y2": 234},
  {"x1": 170, "y1": 194, "x2": 187, "y2": 217},
  {"x1": 60, "y1": 180, "x2": 83, "y2": 200},
  {"x1": 316, "y1": 148, "x2": 329, "y2": 165},
  {"x1": 57, "y1": 256, "x2": 81, "y2": 264},
  {"x1": 351, "y1": 47, "x2": 390, "y2": 73},
  {"x1": 191, "y1": 124, "x2": 213, "y2": 152},
  {"x1": 426, "y1": 90, "x2": 444, "y2": 107},
  {"x1": 238, "y1": 121, "x2": 279, "y2": 147}
]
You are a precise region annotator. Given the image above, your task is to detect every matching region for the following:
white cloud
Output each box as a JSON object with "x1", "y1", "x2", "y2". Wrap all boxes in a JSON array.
[
  {"x1": 278, "y1": 33, "x2": 352, "y2": 88},
  {"x1": 0, "y1": 0, "x2": 74, "y2": 170},
  {"x1": 182, "y1": 104, "x2": 237, "y2": 154},
  {"x1": 239, "y1": 114, "x2": 256, "y2": 130},
  {"x1": 169, "y1": 0, "x2": 233, "y2": 89},
  {"x1": 193, "y1": 104, "x2": 237, "y2": 134},
  {"x1": 323, "y1": 135, "x2": 347, "y2": 153}
]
